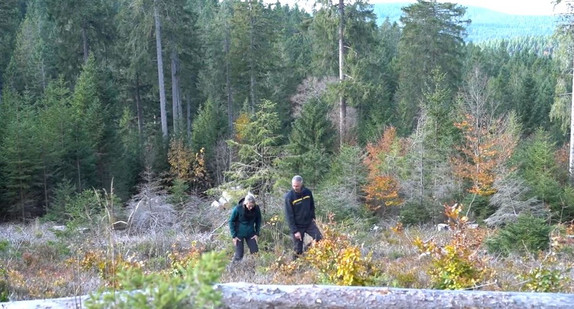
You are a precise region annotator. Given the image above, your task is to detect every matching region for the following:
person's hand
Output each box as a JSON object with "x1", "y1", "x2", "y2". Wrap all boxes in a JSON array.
[
  {"x1": 233, "y1": 237, "x2": 240, "y2": 245},
  {"x1": 294, "y1": 232, "x2": 302, "y2": 241},
  {"x1": 251, "y1": 235, "x2": 258, "y2": 243}
]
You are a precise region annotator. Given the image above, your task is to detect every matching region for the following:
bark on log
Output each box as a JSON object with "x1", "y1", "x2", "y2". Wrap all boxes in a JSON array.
[
  {"x1": 216, "y1": 282, "x2": 574, "y2": 309},
  {"x1": 4, "y1": 283, "x2": 574, "y2": 308}
]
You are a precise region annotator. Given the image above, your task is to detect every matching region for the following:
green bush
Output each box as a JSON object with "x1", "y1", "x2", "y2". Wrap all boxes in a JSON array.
[
  {"x1": 169, "y1": 178, "x2": 189, "y2": 207},
  {"x1": 486, "y1": 214, "x2": 551, "y2": 256},
  {"x1": 399, "y1": 202, "x2": 431, "y2": 226},
  {"x1": 86, "y1": 250, "x2": 227, "y2": 309},
  {"x1": 521, "y1": 265, "x2": 567, "y2": 292},
  {"x1": 0, "y1": 266, "x2": 8, "y2": 302},
  {"x1": 46, "y1": 185, "x2": 112, "y2": 226},
  {"x1": 462, "y1": 194, "x2": 493, "y2": 223}
]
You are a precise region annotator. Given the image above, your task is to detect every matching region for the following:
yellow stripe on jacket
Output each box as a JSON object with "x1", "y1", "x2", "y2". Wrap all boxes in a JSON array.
[{"x1": 292, "y1": 195, "x2": 310, "y2": 206}]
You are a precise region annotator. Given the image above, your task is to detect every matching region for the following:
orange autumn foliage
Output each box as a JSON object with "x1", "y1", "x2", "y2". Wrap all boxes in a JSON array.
[
  {"x1": 452, "y1": 114, "x2": 516, "y2": 196},
  {"x1": 363, "y1": 127, "x2": 405, "y2": 211}
]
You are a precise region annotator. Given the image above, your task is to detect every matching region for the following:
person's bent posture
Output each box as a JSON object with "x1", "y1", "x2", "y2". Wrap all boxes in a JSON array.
[
  {"x1": 229, "y1": 193, "x2": 261, "y2": 261},
  {"x1": 284, "y1": 175, "x2": 322, "y2": 258}
]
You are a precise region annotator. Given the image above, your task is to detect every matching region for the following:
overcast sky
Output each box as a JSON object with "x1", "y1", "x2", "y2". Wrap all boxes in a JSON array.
[
  {"x1": 370, "y1": 0, "x2": 561, "y2": 16},
  {"x1": 286, "y1": 0, "x2": 566, "y2": 16}
]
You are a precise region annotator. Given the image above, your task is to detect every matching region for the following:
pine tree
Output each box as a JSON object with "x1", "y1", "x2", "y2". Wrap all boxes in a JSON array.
[
  {"x1": 0, "y1": 90, "x2": 42, "y2": 220},
  {"x1": 395, "y1": 0, "x2": 468, "y2": 134},
  {"x1": 282, "y1": 97, "x2": 336, "y2": 187},
  {"x1": 45, "y1": 0, "x2": 116, "y2": 82},
  {"x1": 63, "y1": 55, "x2": 105, "y2": 192},
  {"x1": 229, "y1": 0, "x2": 277, "y2": 112},
  {"x1": 5, "y1": 1, "x2": 47, "y2": 99},
  {"x1": 36, "y1": 78, "x2": 73, "y2": 211},
  {"x1": 116, "y1": 0, "x2": 157, "y2": 139},
  {"x1": 0, "y1": 0, "x2": 23, "y2": 91},
  {"x1": 191, "y1": 98, "x2": 228, "y2": 181},
  {"x1": 226, "y1": 100, "x2": 283, "y2": 207}
]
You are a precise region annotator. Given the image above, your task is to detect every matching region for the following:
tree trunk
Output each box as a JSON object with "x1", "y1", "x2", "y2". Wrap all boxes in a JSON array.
[
  {"x1": 338, "y1": 0, "x2": 346, "y2": 147},
  {"x1": 186, "y1": 95, "x2": 192, "y2": 137},
  {"x1": 154, "y1": 0, "x2": 168, "y2": 139},
  {"x1": 249, "y1": 2, "x2": 256, "y2": 113},
  {"x1": 215, "y1": 283, "x2": 574, "y2": 309},
  {"x1": 225, "y1": 23, "x2": 233, "y2": 134},
  {"x1": 569, "y1": 56, "x2": 574, "y2": 183},
  {"x1": 81, "y1": 26, "x2": 89, "y2": 62},
  {"x1": 42, "y1": 161, "x2": 49, "y2": 213},
  {"x1": 76, "y1": 156, "x2": 82, "y2": 192},
  {"x1": 171, "y1": 49, "x2": 181, "y2": 133},
  {"x1": 135, "y1": 73, "x2": 144, "y2": 137},
  {"x1": 7, "y1": 283, "x2": 574, "y2": 308}
]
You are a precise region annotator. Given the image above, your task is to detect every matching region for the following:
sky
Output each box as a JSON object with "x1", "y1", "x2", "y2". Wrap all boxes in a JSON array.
[
  {"x1": 369, "y1": 0, "x2": 563, "y2": 16},
  {"x1": 286, "y1": 0, "x2": 567, "y2": 16}
]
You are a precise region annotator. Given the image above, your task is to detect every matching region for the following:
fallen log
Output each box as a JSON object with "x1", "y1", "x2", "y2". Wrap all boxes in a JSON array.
[
  {"x1": 216, "y1": 282, "x2": 574, "y2": 309},
  {"x1": 3, "y1": 283, "x2": 574, "y2": 308}
]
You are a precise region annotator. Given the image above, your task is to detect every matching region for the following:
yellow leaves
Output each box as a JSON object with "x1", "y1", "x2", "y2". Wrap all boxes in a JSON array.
[
  {"x1": 390, "y1": 222, "x2": 404, "y2": 234},
  {"x1": 168, "y1": 139, "x2": 193, "y2": 181},
  {"x1": 266, "y1": 214, "x2": 280, "y2": 226},
  {"x1": 168, "y1": 138, "x2": 209, "y2": 190},
  {"x1": 234, "y1": 112, "x2": 250, "y2": 142},
  {"x1": 414, "y1": 204, "x2": 491, "y2": 290},
  {"x1": 305, "y1": 218, "x2": 377, "y2": 286},
  {"x1": 168, "y1": 241, "x2": 205, "y2": 276}
]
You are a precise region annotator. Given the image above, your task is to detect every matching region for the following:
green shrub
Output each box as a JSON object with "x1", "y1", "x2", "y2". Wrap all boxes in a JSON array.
[
  {"x1": 486, "y1": 214, "x2": 551, "y2": 256},
  {"x1": 85, "y1": 250, "x2": 227, "y2": 309},
  {"x1": 169, "y1": 178, "x2": 189, "y2": 207},
  {"x1": 462, "y1": 194, "x2": 493, "y2": 223},
  {"x1": 46, "y1": 188, "x2": 106, "y2": 226},
  {"x1": 521, "y1": 265, "x2": 567, "y2": 292},
  {"x1": 0, "y1": 240, "x2": 9, "y2": 254},
  {"x1": 399, "y1": 202, "x2": 431, "y2": 226},
  {"x1": 0, "y1": 266, "x2": 8, "y2": 302}
]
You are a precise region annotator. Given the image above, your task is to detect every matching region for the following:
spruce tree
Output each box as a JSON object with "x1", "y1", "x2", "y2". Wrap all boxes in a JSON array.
[
  {"x1": 395, "y1": 0, "x2": 468, "y2": 134},
  {"x1": 63, "y1": 55, "x2": 105, "y2": 192},
  {"x1": 191, "y1": 98, "x2": 228, "y2": 181},
  {"x1": 0, "y1": 90, "x2": 42, "y2": 219},
  {"x1": 282, "y1": 98, "x2": 336, "y2": 187},
  {"x1": 226, "y1": 99, "x2": 283, "y2": 205}
]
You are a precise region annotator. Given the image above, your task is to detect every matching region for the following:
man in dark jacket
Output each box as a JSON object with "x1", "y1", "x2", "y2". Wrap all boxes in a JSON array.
[
  {"x1": 284, "y1": 175, "x2": 322, "y2": 258},
  {"x1": 229, "y1": 193, "x2": 262, "y2": 261}
]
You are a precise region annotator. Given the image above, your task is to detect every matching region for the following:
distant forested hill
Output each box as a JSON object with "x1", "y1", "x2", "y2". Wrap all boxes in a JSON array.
[{"x1": 373, "y1": 3, "x2": 559, "y2": 42}]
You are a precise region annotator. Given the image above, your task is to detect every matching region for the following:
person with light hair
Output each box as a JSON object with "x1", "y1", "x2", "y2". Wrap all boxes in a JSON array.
[
  {"x1": 229, "y1": 192, "x2": 261, "y2": 261},
  {"x1": 284, "y1": 175, "x2": 322, "y2": 259}
]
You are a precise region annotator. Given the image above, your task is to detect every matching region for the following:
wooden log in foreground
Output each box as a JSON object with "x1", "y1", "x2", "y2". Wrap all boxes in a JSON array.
[
  {"x1": 216, "y1": 282, "x2": 574, "y2": 309},
  {"x1": 3, "y1": 283, "x2": 574, "y2": 308}
]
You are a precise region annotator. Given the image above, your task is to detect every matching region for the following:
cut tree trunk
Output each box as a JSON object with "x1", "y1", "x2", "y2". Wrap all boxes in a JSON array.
[
  {"x1": 216, "y1": 283, "x2": 574, "y2": 309},
  {"x1": 4, "y1": 283, "x2": 574, "y2": 308}
]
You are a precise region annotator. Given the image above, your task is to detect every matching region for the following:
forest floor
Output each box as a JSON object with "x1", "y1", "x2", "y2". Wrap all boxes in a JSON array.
[{"x1": 1, "y1": 188, "x2": 573, "y2": 305}]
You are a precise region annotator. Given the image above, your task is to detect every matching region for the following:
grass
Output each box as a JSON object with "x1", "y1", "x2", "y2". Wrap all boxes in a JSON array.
[{"x1": 1, "y1": 192, "x2": 573, "y2": 302}]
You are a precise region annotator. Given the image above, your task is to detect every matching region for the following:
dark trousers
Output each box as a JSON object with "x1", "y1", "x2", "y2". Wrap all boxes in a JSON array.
[
  {"x1": 293, "y1": 221, "x2": 323, "y2": 255},
  {"x1": 233, "y1": 237, "x2": 258, "y2": 261}
]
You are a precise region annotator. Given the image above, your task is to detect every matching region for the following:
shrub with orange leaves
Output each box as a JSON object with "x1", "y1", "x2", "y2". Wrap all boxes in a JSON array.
[
  {"x1": 76, "y1": 249, "x2": 142, "y2": 288},
  {"x1": 168, "y1": 240, "x2": 205, "y2": 276}
]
